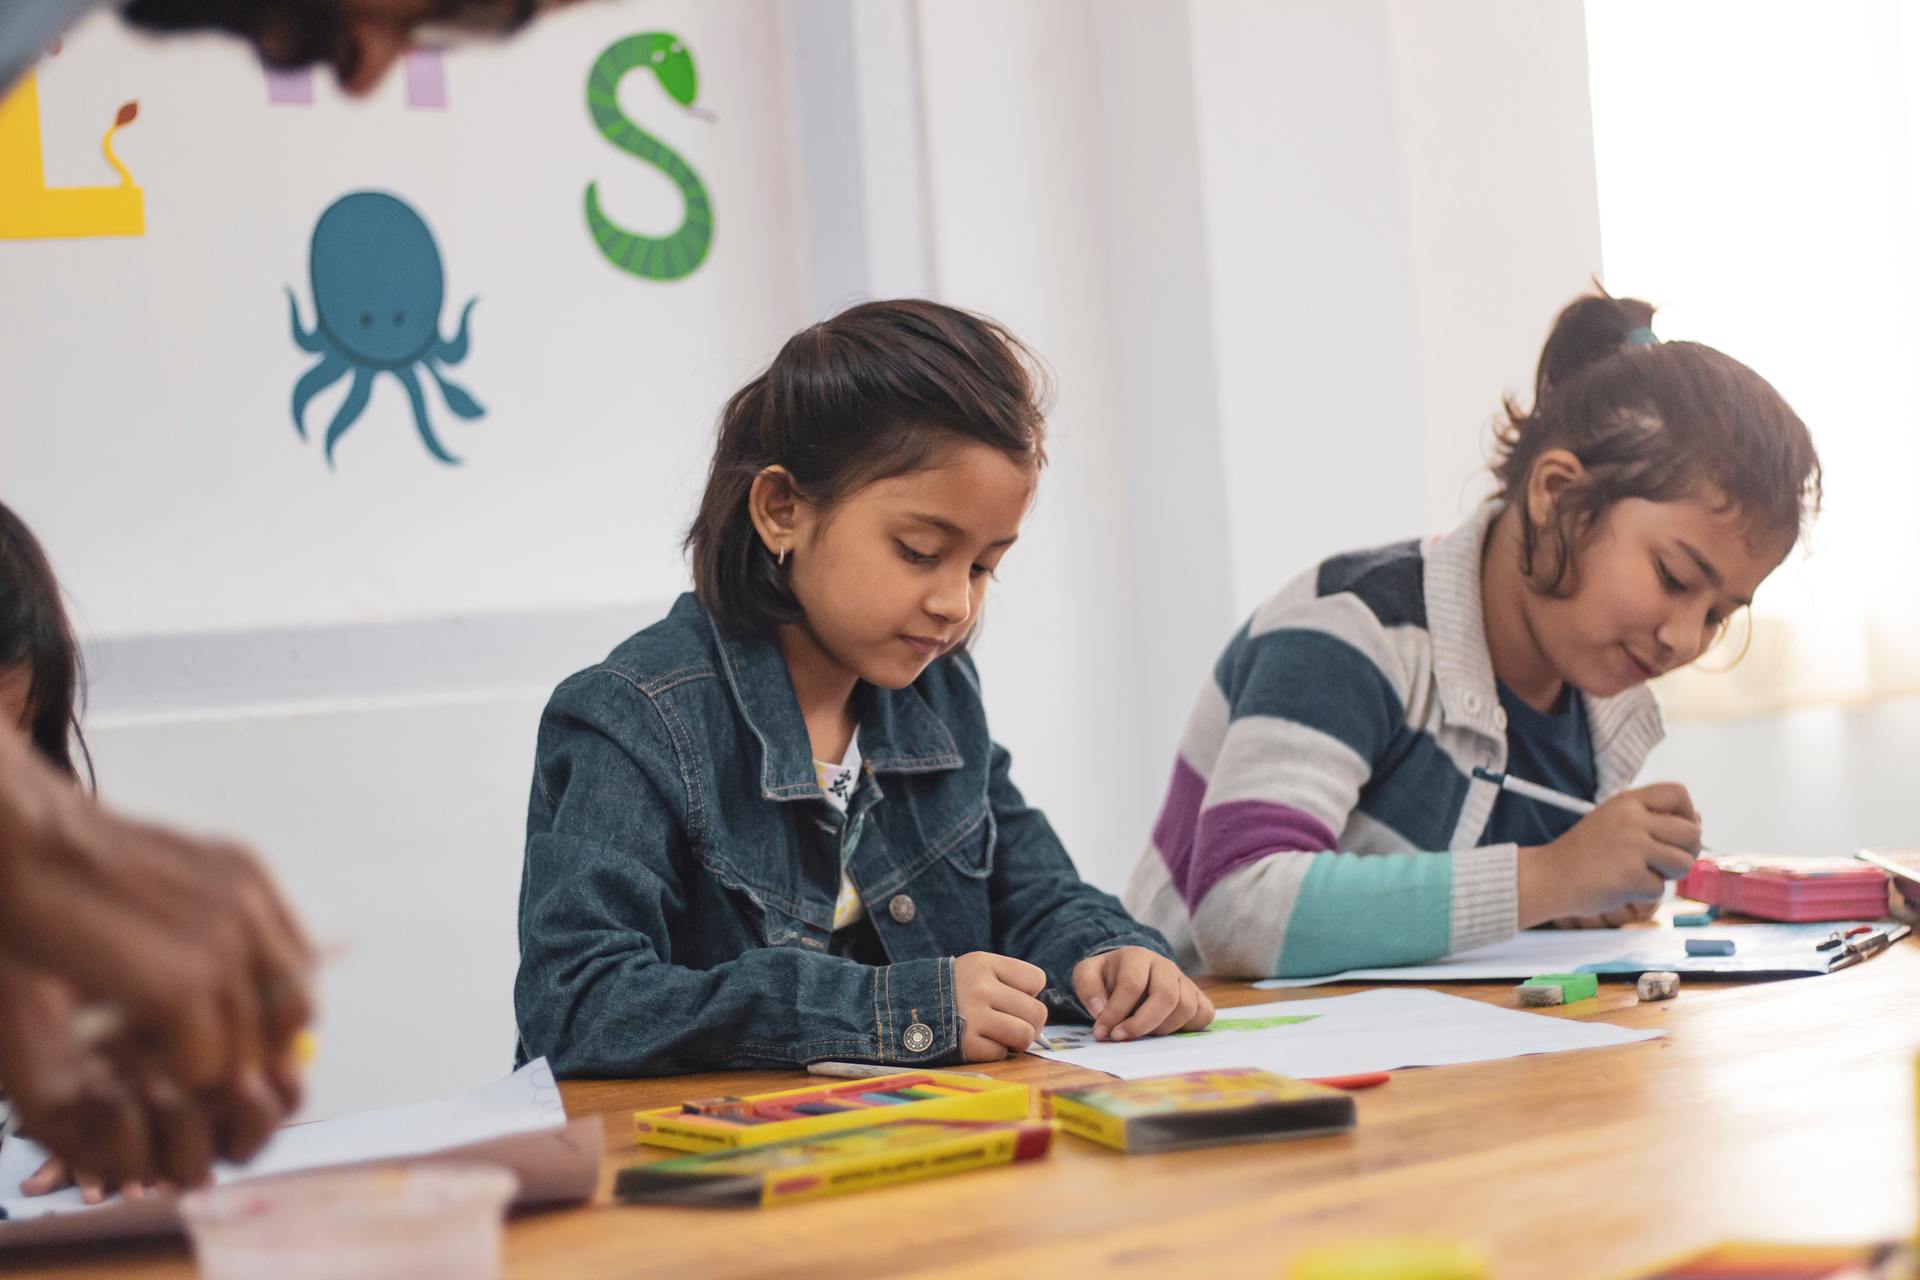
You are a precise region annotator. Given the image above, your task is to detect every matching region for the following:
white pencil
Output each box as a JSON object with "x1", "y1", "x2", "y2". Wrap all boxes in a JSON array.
[{"x1": 1471, "y1": 767, "x2": 1595, "y2": 817}]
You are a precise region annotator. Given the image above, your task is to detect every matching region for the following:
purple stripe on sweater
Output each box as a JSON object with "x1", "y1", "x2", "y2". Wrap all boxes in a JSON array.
[
  {"x1": 1181, "y1": 800, "x2": 1341, "y2": 910},
  {"x1": 1150, "y1": 757, "x2": 1209, "y2": 892}
]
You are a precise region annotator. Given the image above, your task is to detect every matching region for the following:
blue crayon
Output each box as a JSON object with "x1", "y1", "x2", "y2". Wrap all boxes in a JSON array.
[{"x1": 1685, "y1": 937, "x2": 1736, "y2": 957}]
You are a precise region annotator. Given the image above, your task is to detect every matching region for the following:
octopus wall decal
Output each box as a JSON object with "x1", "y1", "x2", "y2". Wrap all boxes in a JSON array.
[{"x1": 286, "y1": 191, "x2": 484, "y2": 469}]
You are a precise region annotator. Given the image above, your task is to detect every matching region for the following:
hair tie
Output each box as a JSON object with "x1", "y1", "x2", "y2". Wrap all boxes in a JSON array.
[{"x1": 1624, "y1": 326, "x2": 1659, "y2": 346}]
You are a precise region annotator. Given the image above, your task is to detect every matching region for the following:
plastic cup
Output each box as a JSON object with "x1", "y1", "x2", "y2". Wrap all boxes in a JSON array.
[{"x1": 180, "y1": 1162, "x2": 518, "y2": 1280}]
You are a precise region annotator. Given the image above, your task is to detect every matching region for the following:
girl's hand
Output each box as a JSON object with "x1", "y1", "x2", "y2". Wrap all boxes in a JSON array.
[
  {"x1": 1519, "y1": 783, "x2": 1700, "y2": 926},
  {"x1": 1548, "y1": 899, "x2": 1660, "y2": 929},
  {"x1": 1072, "y1": 947, "x2": 1214, "y2": 1042},
  {"x1": 952, "y1": 952, "x2": 1049, "y2": 1062},
  {"x1": 19, "y1": 1155, "x2": 153, "y2": 1204}
]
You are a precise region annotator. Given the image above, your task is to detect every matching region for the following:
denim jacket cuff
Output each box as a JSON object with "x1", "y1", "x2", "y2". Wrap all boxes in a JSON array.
[{"x1": 868, "y1": 956, "x2": 961, "y2": 1064}]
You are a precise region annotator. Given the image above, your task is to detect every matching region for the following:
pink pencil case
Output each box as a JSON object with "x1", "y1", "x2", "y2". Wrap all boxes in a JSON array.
[{"x1": 1679, "y1": 854, "x2": 1888, "y2": 922}]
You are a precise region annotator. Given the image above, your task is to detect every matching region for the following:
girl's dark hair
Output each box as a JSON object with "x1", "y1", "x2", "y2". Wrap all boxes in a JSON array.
[
  {"x1": 1493, "y1": 287, "x2": 1822, "y2": 595},
  {"x1": 0, "y1": 503, "x2": 91, "y2": 785},
  {"x1": 687, "y1": 299, "x2": 1050, "y2": 635}
]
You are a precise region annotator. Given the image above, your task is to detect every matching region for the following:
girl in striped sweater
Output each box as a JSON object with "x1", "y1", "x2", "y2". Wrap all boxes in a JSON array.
[{"x1": 1126, "y1": 290, "x2": 1822, "y2": 979}]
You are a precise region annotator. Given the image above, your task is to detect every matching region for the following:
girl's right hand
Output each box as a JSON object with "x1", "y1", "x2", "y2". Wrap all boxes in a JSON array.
[
  {"x1": 1519, "y1": 783, "x2": 1701, "y2": 926},
  {"x1": 952, "y1": 952, "x2": 1048, "y2": 1062}
]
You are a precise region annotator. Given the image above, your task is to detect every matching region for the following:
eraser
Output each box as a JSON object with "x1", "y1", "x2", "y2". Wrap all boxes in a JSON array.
[
  {"x1": 1521, "y1": 973, "x2": 1598, "y2": 1002},
  {"x1": 1636, "y1": 971, "x2": 1679, "y2": 1001}
]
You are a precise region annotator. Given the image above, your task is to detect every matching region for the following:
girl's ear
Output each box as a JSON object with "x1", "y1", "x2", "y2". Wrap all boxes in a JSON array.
[
  {"x1": 747, "y1": 466, "x2": 806, "y2": 560},
  {"x1": 1526, "y1": 448, "x2": 1585, "y2": 528}
]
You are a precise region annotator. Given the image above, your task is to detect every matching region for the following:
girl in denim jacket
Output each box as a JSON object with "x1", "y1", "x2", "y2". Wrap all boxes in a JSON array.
[{"x1": 515, "y1": 300, "x2": 1213, "y2": 1075}]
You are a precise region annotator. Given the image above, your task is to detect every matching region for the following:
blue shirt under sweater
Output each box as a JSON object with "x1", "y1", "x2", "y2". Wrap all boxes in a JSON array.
[{"x1": 1482, "y1": 682, "x2": 1597, "y2": 849}]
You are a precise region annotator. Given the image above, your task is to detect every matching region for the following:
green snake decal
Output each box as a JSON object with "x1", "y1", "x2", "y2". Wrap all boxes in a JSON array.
[{"x1": 583, "y1": 33, "x2": 713, "y2": 281}]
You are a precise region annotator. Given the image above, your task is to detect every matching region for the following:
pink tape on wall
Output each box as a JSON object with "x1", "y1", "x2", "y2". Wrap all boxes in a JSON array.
[{"x1": 265, "y1": 51, "x2": 446, "y2": 108}]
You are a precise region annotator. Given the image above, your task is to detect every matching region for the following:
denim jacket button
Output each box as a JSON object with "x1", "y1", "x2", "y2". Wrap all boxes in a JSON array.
[
  {"x1": 889, "y1": 894, "x2": 917, "y2": 924},
  {"x1": 903, "y1": 1022, "x2": 934, "y2": 1053}
]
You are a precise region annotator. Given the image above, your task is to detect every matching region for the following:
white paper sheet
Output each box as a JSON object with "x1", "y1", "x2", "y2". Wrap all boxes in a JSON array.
[
  {"x1": 1033, "y1": 989, "x2": 1662, "y2": 1080},
  {"x1": 0, "y1": 1059, "x2": 601, "y2": 1249},
  {"x1": 1248, "y1": 921, "x2": 1894, "y2": 988}
]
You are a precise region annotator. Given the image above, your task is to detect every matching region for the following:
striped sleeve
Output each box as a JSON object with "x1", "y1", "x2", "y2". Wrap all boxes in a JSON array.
[{"x1": 1181, "y1": 595, "x2": 1513, "y2": 978}]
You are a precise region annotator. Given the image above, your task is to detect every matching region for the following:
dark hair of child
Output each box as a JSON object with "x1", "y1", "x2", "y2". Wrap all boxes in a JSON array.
[
  {"x1": 686, "y1": 299, "x2": 1050, "y2": 636},
  {"x1": 1492, "y1": 287, "x2": 1822, "y2": 596},
  {"x1": 0, "y1": 502, "x2": 91, "y2": 785}
]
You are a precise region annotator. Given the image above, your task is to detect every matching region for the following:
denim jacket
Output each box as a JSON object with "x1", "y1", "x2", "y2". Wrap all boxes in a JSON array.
[{"x1": 514, "y1": 593, "x2": 1170, "y2": 1077}]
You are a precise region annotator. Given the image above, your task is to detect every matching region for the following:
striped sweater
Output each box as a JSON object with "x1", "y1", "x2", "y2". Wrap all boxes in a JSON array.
[{"x1": 1123, "y1": 504, "x2": 1665, "y2": 978}]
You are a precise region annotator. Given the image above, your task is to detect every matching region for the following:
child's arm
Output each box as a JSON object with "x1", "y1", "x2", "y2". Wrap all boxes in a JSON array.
[
  {"x1": 515, "y1": 676, "x2": 960, "y2": 1076},
  {"x1": 943, "y1": 652, "x2": 1208, "y2": 1038},
  {"x1": 981, "y1": 739, "x2": 1177, "y2": 1011},
  {"x1": 1176, "y1": 614, "x2": 1516, "y2": 979},
  {"x1": 983, "y1": 741, "x2": 1213, "y2": 1040}
]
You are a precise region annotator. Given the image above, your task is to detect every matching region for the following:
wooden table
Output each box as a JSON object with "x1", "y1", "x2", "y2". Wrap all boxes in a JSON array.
[{"x1": 14, "y1": 945, "x2": 1920, "y2": 1279}]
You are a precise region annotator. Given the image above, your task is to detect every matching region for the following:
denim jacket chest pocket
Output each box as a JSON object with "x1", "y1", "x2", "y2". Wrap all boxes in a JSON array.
[
  {"x1": 638, "y1": 682, "x2": 840, "y2": 950},
  {"x1": 837, "y1": 762, "x2": 996, "y2": 963},
  {"x1": 861, "y1": 771, "x2": 996, "y2": 899},
  {"x1": 686, "y1": 780, "x2": 853, "y2": 950}
]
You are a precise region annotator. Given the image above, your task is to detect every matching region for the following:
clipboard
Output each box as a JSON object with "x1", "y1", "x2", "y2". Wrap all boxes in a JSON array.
[
  {"x1": 1856, "y1": 847, "x2": 1920, "y2": 889},
  {"x1": 1257, "y1": 920, "x2": 1913, "y2": 988}
]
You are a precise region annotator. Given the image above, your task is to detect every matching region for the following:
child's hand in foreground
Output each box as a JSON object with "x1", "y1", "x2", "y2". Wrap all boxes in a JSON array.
[
  {"x1": 953, "y1": 952, "x2": 1050, "y2": 1062},
  {"x1": 1072, "y1": 947, "x2": 1214, "y2": 1042}
]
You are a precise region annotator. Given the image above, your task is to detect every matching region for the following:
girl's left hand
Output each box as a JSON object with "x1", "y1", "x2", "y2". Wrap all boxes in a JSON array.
[
  {"x1": 1071, "y1": 947, "x2": 1215, "y2": 1042},
  {"x1": 1550, "y1": 899, "x2": 1660, "y2": 930}
]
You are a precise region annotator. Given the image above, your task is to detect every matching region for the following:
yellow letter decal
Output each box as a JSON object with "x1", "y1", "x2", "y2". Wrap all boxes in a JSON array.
[{"x1": 0, "y1": 70, "x2": 143, "y2": 239}]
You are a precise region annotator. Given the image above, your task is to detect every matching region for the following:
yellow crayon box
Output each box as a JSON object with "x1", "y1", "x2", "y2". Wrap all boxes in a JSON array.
[
  {"x1": 615, "y1": 1119, "x2": 1053, "y2": 1207},
  {"x1": 1044, "y1": 1068, "x2": 1356, "y2": 1153},
  {"x1": 633, "y1": 1071, "x2": 1031, "y2": 1152}
]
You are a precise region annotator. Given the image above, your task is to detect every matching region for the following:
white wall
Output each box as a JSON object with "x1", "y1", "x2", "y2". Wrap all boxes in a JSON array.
[
  {"x1": 916, "y1": 0, "x2": 1172, "y2": 890},
  {"x1": 1644, "y1": 695, "x2": 1920, "y2": 858},
  {"x1": 84, "y1": 691, "x2": 550, "y2": 1120},
  {"x1": 9, "y1": 1, "x2": 806, "y2": 636},
  {"x1": 1189, "y1": 0, "x2": 1431, "y2": 610}
]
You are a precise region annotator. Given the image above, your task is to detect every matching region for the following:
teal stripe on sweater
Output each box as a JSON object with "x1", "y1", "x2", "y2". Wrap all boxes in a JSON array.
[{"x1": 1273, "y1": 850, "x2": 1454, "y2": 976}]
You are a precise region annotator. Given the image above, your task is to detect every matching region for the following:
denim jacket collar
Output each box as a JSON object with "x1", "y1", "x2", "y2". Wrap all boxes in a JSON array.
[{"x1": 704, "y1": 606, "x2": 965, "y2": 803}]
